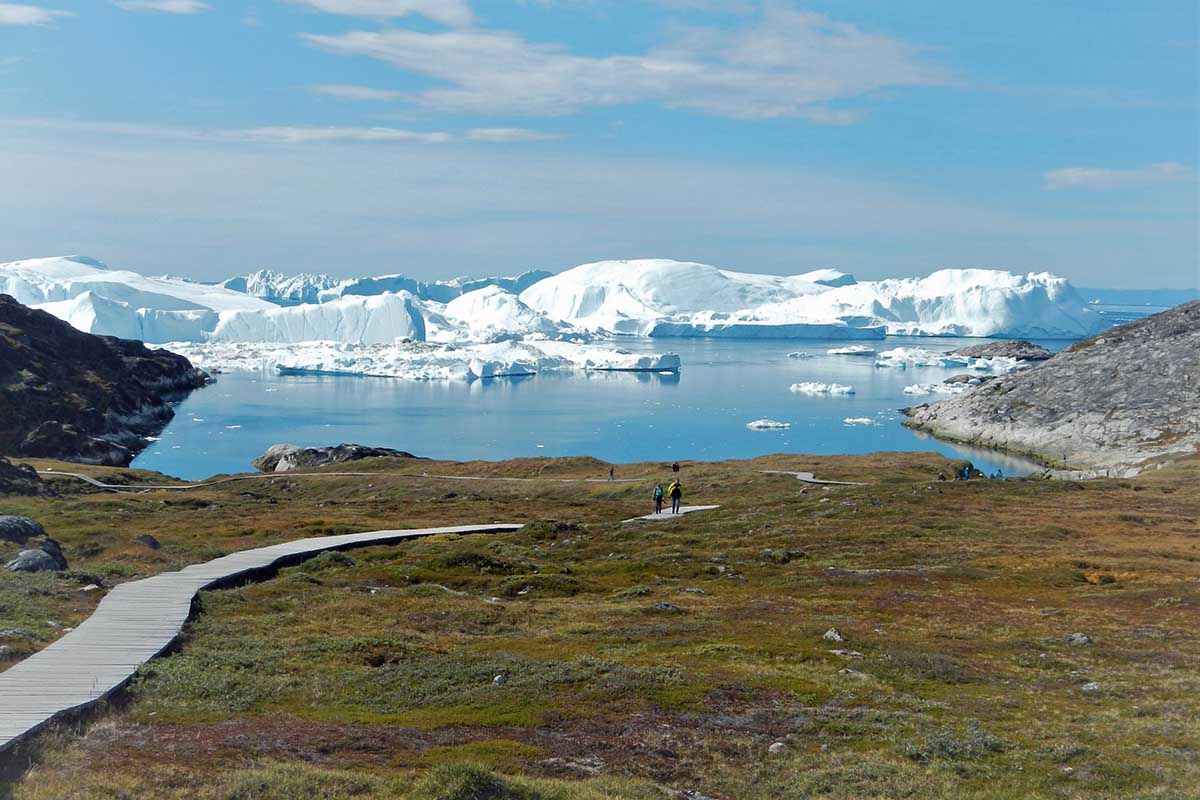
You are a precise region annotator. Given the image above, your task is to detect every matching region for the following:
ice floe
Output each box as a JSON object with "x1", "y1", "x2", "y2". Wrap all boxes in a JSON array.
[
  {"x1": 746, "y1": 419, "x2": 791, "y2": 430},
  {"x1": 790, "y1": 382, "x2": 856, "y2": 395}
]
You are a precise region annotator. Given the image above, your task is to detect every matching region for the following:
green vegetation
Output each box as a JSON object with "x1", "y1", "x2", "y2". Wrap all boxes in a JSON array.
[{"x1": 2, "y1": 452, "x2": 1198, "y2": 798}]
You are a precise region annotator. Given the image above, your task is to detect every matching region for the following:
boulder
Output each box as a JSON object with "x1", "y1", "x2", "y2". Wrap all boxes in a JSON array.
[
  {"x1": 823, "y1": 627, "x2": 846, "y2": 643},
  {"x1": 1065, "y1": 632, "x2": 1093, "y2": 646},
  {"x1": 0, "y1": 457, "x2": 44, "y2": 495},
  {"x1": 0, "y1": 515, "x2": 46, "y2": 544},
  {"x1": 132, "y1": 534, "x2": 162, "y2": 550},
  {"x1": 253, "y1": 443, "x2": 422, "y2": 473},
  {"x1": 7, "y1": 538, "x2": 68, "y2": 572}
]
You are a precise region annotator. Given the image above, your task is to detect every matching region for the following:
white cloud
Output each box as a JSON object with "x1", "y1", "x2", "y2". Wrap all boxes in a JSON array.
[
  {"x1": 113, "y1": 0, "x2": 212, "y2": 12},
  {"x1": 1045, "y1": 162, "x2": 1192, "y2": 190},
  {"x1": 302, "y1": 5, "x2": 947, "y2": 122},
  {"x1": 465, "y1": 127, "x2": 562, "y2": 143},
  {"x1": 230, "y1": 126, "x2": 453, "y2": 144},
  {"x1": 287, "y1": 0, "x2": 471, "y2": 26},
  {"x1": 0, "y1": 3, "x2": 72, "y2": 25},
  {"x1": 307, "y1": 84, "x2": 404, "y2": 101}
]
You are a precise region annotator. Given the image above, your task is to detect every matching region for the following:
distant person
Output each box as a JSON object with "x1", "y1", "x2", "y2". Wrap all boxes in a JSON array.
[
  {"x1": 608, "y1": 466, "x2": 615, "y2": 481},
  {"x1": 653, "y1": 483, "x2": 665, "y2": 514},
  {"x1": 936, "y1": 472, "x2": 946, "y2": 482},
  {"x1": 668, "y1": 480, "x2": 683, "y2": 514},
  {"x1": 995, "y1": 468, "x2": 1003, "y2": 479},
  {"x1": 672, "y1": 462, "x2": 680, "y2": 474}
]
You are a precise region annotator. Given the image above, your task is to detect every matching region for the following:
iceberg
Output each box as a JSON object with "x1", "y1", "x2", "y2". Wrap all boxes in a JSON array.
[
  {"x1": 746, "y1": 418, "x2": 791, "y2": 430},
  {"x1": 167, "y1": 340, "x2": 680, "y2": 382},
  {"x1": 843, "y1": 417, "x2": 879, "y2": 426},
  {"x1": 874, "y1": 347, "x2": 1025, "y2": 373},
  {"x1": 219, "y1": 269, "x2": 341, "y2": 306},
  {"x1": 827, "y1": 345, "x2": 877, "y2": 356},
  {"x1": 520, "y1": 260, "x2": 1104, "y2": 339},
  {"x1": 790, "y1": 382, "x2": 856, "y2": 395},
  {"x1": 209, "y1": 292, "x2": 427, "y2": 344},
  {"x1": 903, "y1": 382, "x2": 967, "y2": 396}
]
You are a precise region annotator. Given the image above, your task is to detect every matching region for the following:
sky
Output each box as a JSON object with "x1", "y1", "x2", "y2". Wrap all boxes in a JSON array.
[{"x1": 0, "y1": 0, "x2": 1196, "y2": 287}]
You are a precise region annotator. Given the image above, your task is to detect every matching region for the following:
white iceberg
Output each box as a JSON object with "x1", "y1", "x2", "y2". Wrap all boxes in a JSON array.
[
  {"x1": 827, "y1": 345, "x2": 877, "y2": 356},
  {"x1": 874, "y1": 347, "x2": 1025, "y2": 373},
  {"x1": 790, "y1": 382, "x2": 856, "y2": 395},
  {"x1": 746, "y1": 418, "x2": 791, "y2": 430},
  {"x1": 787, "y1": 351, "x2": 816, "y2": 359},
  {"x1": 843, "y1": 417, "x2": 879, "y2": 426},
  {"x1": 902, "y1": 382, "x2": 968, "y2": 396}
]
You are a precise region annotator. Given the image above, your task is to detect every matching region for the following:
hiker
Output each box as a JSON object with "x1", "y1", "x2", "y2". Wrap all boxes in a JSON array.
[
  {"x1": 668, "y1": 480, "x2": 683, "y2": 514},
  {"x1": 936, "y1": 472, "x2": 946, "y2": 482},
  {"x1": 653, "y1": 483, "x2": 665, "y2": 514},
  {"x1": 608, "y1": 466, "x2": 615, "y2": 481},
  {"x1": 671, "y1": 462, "x2": 680, "y2": 474},
  {"x1": 995, "y1": 468, "x2": 1003, "y2": 479}
]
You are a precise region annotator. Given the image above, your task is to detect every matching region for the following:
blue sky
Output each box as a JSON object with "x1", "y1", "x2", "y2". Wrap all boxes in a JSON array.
[{"x1": 0, "y1": 0, "x2": 1196, "y2": 287}]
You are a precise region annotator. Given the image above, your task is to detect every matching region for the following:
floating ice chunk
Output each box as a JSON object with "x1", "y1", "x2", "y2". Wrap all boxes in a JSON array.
[
  {"x1": 902, "y1": 382, "x2": 967, "y2": 396},
  {"x1": 790, "y1": 382, "x2": 856, "y2": 395},
  {"x1": 843, "y1": 417, "x2": 878, "y2": 426},
  {"x1": 746, "y1": 418, "x2": 791, "y2": 430},
  {"x1": 827, "y1": 345, "x2": 876, "y2": 356},
  {"x1": 787, "y1": 351, "x2": 816, "y2": 359}
]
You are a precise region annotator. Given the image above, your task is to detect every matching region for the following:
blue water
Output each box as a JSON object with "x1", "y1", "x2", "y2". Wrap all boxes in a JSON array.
[{"x1": 134, "y1": 336, "x2": 1066, "y2": 480}]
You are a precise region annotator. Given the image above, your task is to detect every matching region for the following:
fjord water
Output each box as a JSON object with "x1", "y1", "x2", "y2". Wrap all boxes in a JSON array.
[{"x1": 135, "y1": 336, "x2": 1058, "y2": 480}]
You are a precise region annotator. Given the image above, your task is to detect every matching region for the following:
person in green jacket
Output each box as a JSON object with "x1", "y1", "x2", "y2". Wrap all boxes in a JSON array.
[{"x1": 653, "y1": 483, "x2": 665, "y2": 514}]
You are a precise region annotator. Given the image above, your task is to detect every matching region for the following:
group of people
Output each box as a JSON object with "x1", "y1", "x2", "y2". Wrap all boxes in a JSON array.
[
  {"x1": 653, "y1": 479, "x2": 684, "y2": 514},
  {"x1": 936, "y1": 467, "x2": 1004, "y2": 481}
]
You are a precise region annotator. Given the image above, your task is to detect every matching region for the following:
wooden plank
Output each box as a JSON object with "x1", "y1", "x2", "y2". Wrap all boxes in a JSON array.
[{"x1": 0, "y1": 523, "x2": 521, "y2": 754}]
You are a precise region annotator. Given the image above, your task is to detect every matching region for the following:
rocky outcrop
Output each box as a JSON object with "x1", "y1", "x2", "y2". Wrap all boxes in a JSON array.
[
  {"x1": 6, "y1": 539, "x2": 68, "y2": 573},
  {"x1": 0, "y1": 516, "x2": 46, "y2": 544},
  {"x1": 0, "y1": 457, "x2": 44, "y2": 495},
  {"x1": 253, "y1": 443, "x2": 423, "y2": 473},
  {"x1": 0, "y1": 294, "x2": 210, "y2": 466},
  {"x1": 948, "y1": 340, "x2": 1053, "y2": 361},
  {"x1": 905, "y1": 302, "x2": 1199, "y2": 475}
]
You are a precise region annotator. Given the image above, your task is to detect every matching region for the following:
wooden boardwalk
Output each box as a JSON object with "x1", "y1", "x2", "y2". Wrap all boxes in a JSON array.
[
  {"x1": 0, "y1": 523, "x2": 520, "y2": 755},
  {"x1": 622, "y1": 505, "x2": 720, "y2": 523}
]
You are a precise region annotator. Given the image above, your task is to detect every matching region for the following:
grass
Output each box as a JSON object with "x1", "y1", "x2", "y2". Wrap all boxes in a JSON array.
[{"x1": 1, "y1": 451, "x2": 1198, "y2": 798}]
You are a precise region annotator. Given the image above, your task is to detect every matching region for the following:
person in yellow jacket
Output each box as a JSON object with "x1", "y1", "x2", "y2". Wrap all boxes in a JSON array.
[{"x1": 668, "y1": 480, "x2": 683, "y2": 514}]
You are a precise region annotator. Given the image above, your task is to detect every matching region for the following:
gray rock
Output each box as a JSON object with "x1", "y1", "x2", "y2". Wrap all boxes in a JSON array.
[
  {"x1": 0, "y1": 629, "x2": 32, "y2": 639},
  {"x1": 132, "y1": 534, "x2": 161, "y2": 550},
  {"x1": 652, "y1": 602, "x2": 682, "y2": 613},
  {"x1": 1081, "y1": 681, "x2": 1102, "y2": 693},
  {"x1": 253, "y1": 443, "x2": 422, "y2": 472},
  {"x1": 906, "y1": 302, "x2": 1200, "y2": 474},
  {"x1": 492, "y1": 674, "x2": 507, "y2": 687},
  {"x1": 823, "y1": 627, "x2": 846, "y2": 643},
  {"x1": 948, "y1": 340, "x2": 1054, "y2": 361},
  {"x1": 6, "y1": 538, "x2": 68, "y2": 572},
  {"x1": 0, "y1": 516, "x2": 46, "y2": 544},
  {"x1": 768, "y1": 741, "x2": 787, "y2": 754},
  {"x1": 1065, "y1": 632, "x2": 1093, "y2": 646}
]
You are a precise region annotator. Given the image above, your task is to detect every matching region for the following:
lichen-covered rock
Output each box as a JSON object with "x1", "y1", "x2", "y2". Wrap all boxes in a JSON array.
[
  {"x1": 0, "y1": 516, "x2": 46, "y2": 544},
  {"x1": 906, "y1": 302, "x2": 1200, "y2": 474},
  {"x1": 132, "y1": 534, "x2": 161, "y2": 550},
  {"x1": 253, "y1": 443, "x2": 421, "y2": 473},
  {"x1": 7, "y1": 538, "x2": 68, "y2": 572}
]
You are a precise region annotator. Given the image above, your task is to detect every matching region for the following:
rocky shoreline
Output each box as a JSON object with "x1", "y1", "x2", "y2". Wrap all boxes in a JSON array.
[
  {"x1": 904, "y1": 302, "x2": 1200, "y2": 476},
  {"x1": 0, "y1": 295, "x2": 211, "y2": 466}
]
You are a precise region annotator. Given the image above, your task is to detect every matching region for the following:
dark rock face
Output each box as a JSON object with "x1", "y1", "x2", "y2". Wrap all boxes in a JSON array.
[
  {"x1": 6, "y1": 538, "x2": 68, "y2": 572},
  {"x1": 949, "y1": 340, "x2": 1053, "y2": 361},
  {"x1": 906, "y1": 302, "x2": 1200, "y2": 474},
  {"x1": 0, "y1": 457, "x2": 44, "y2": 495},
  {"x1": 0, "y1": 294, "x2": 210, "y2": 466},
  {"x1": 253, "y1": 443, "x2": 422, "y2": 473},
  {"x1": 133, "y1": 534, "x2": 162, "y2": 550},
  {"x1": 0, "y1": 516, "x2": 47, "y2": 544}
]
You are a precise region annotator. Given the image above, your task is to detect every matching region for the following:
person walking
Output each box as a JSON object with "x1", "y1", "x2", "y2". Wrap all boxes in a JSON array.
[
  {"x1": 653, "y1": 483, "x2": 665, "y2": 515},
  {"x1": 671, "y1": 462, "x2": 680, "y2": 474},
  {"x1": 608, "y1": 466, "x2": 615, "y2": 481},
  {"x1": 668, "y1": 480, "x2": 683, "y2": 514}
]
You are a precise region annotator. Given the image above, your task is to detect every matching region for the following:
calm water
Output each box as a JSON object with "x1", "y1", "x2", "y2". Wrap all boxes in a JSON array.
[{"x1": 135, "y1": 336, "x2": 1064, "y2": 480}]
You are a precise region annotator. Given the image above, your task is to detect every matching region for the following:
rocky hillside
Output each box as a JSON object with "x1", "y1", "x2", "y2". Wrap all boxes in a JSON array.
[
  {"x1": 0, "y1": 294, "x2": 210, "y2": 465},
  {"x1": 905, "y1": 301, "x2": 1199, "y2": 476}
]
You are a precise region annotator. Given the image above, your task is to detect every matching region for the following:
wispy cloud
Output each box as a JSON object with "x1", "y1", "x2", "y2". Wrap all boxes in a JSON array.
[
  {"x1": 302, "y1": 5, "x2": 947, "y2": 122},
  {"x1": 306, "y1": 83, "x2": 404, "y2": 101},
  {"x1": 0, "y1": 116, "x2": 558, "y2": 147},
  {"x1": 113, "y1": 0, "x2": 212, "y2": 12},
  {"x1": 0, "y1": 3, "x2": 73, "y2": 25},
  {"x1": 466, "y1": 127, "x2": 562, "y2": 143},
  {"x1": 287, "y1": 0, "x2": 472, "y2": 26},
  {"x1": 233, "y1": 125, "x2": 453, "y2": 144},
  {"x1": 1044, "y1": 162, "x2": 1192, "y2": 190}
]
